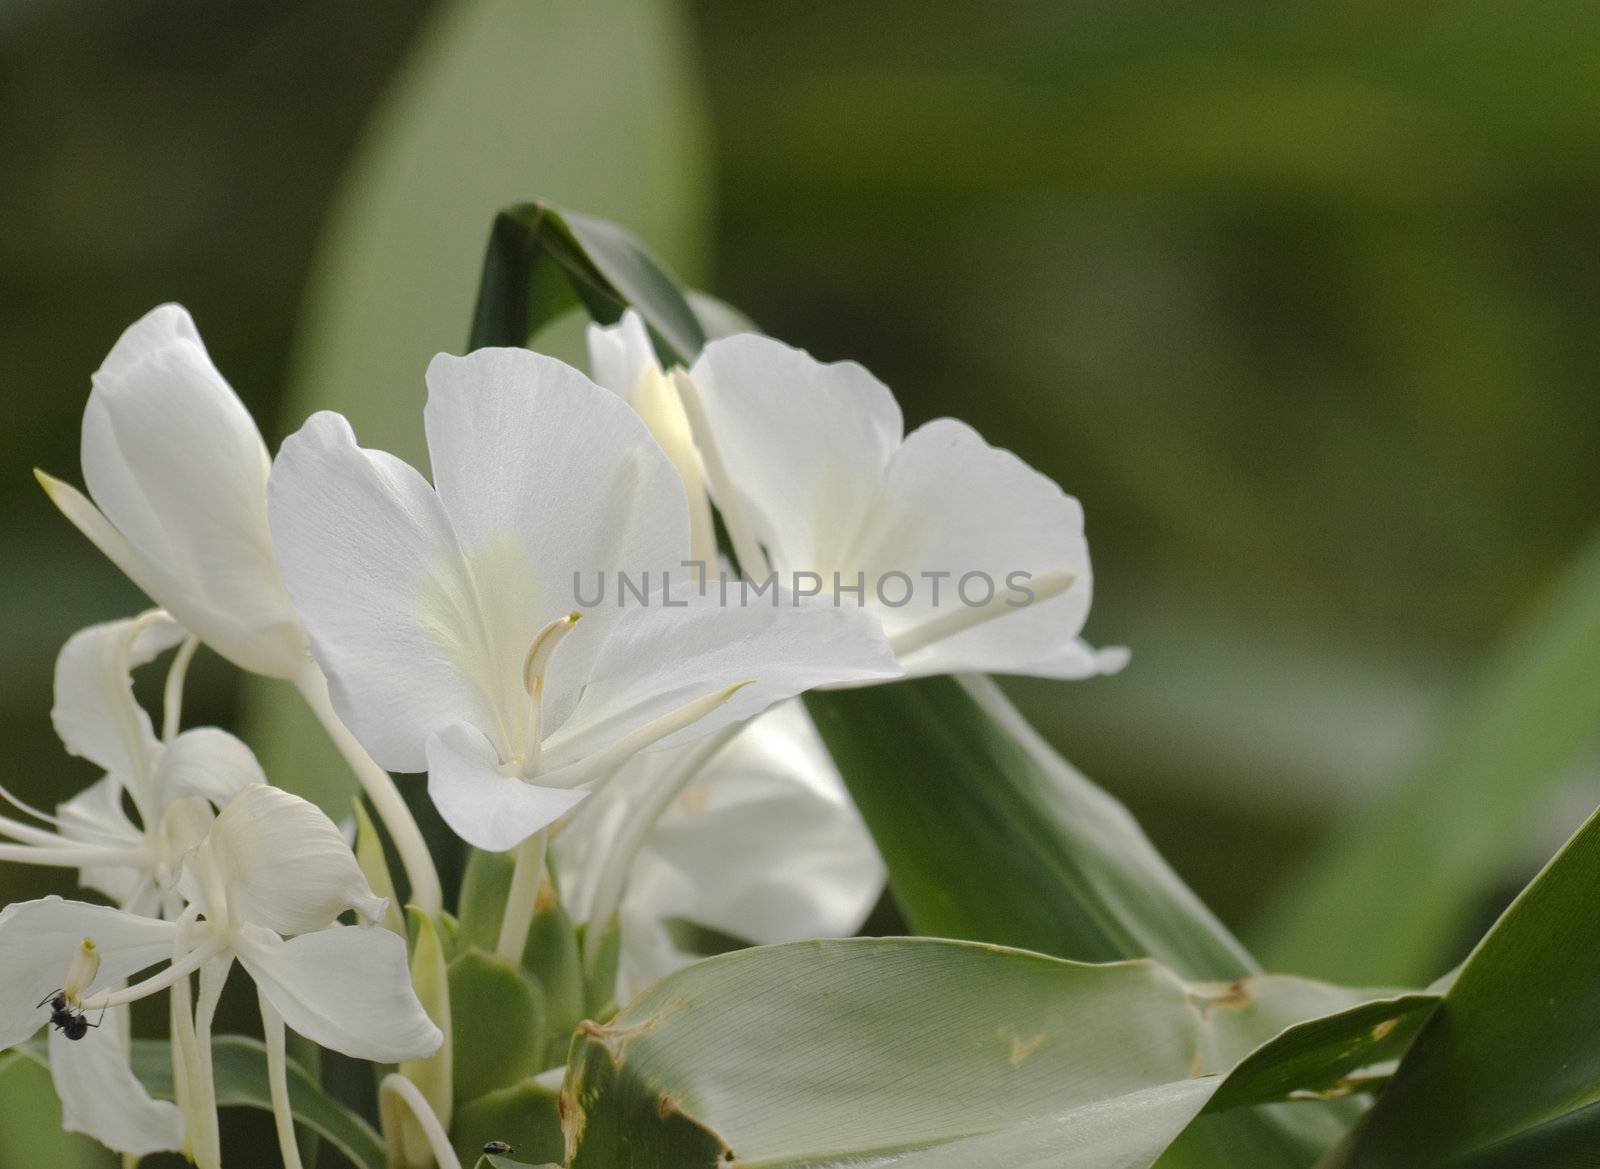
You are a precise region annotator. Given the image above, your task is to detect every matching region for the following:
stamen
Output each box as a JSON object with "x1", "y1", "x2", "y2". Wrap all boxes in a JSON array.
[
  {"x1": 162, "y1": 635, "x2": 201, "y2": 743},
  {"x1": 63, "y1": 938, "x2": 101, "y2": 1004},
  {"x1": 0, "y1": 842, "x2": 149, "y2": 868},
  {"x1": 521, "y1": 611, "x2": 581, "y2": 772},
  {"x1": 547, "y1": 679, "x2": 754, "y2": 796},
  {"x1": 887, "y1": 570, "x2": 1076, "y2": 660},
  {"x1": 77, "y1": 933, "x2": 227, "y2": 1012},
  {"x1": 0, "y1": 781, "x2": 68, "y2": 830}
]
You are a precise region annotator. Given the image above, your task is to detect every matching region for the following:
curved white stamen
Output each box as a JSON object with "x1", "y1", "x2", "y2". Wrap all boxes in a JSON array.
[
  {"x1": 521, "y1": 611, "x2": 582, "y2": 773},
  {"x1": 378, "y1": 1073, "x2": 462, "y2": 1169},
  {"x1": 162, "y1": 636, "x2": 201, "y2": 743},
  {"x1": 0, "y1": 782, "x2": 68, "y2": 830},
  {"x1": 887, "y1": 570, "x2": 1075, "y2": 660},
  {"x1": 549, "y1": 679, "x2": 755, "y2": 797},
  {"x1": 77, "y1": 933, "x2": 227, "y2": 1011}
]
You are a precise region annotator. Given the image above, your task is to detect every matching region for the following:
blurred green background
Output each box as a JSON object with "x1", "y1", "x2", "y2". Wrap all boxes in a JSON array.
[{"x1": 3, "y1": 1, "x2": 1600, "y2": 1163}]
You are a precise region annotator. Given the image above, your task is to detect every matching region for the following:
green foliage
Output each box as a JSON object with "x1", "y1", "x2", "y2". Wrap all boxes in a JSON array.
[
  {"x1": 1327, "y1": 805, "x2": 1600, "y2": 1166},
  {"x1": 0, "y1": 1052, "x2": 115, "y2": 1169},
  {"x1": 448, "y1": 950, "x2": 548, "y2": 1106},
  {"x1": 561, "y1": 938, "x2": 1429, "y2": 1168},
  {"x1": 1261, "y1": 528, "x2": 1600, "y2": 983}
]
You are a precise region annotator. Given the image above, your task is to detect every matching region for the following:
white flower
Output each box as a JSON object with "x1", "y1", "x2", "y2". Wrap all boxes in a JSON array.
[
  {"x1": 0, "y1": 786, "x2": 439, "y2": 1167},
  {"x1": 1, "y1": 610, "x2": 264, "y2": 915},
  {"x1": 266, "y1": 347, "x2": 899, "y2": 852},
  {"x1": 37, "y1": 305, "x2": 308, "y2": 678},
  {"x1": 681, "y1": 333, "x2": 1128, "y2": 679},
  {"x1": 556, "y1": 699, "x2": 885, "y2": 1002}
]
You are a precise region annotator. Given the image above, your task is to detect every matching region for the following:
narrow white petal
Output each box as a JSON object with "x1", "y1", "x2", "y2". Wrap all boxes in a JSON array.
[
  {"x1": 51, "y1": 611, "x2": 183, "y2": 784},
  {"x1": 156, "y1": 727, "x2": 267, "y2": 808},
  {"x1": 0, "y1": 898, "x2": 176, "y2": 1046},
  {"x1": 84, "y1": 304, "x2": 307, "y2": 678},
  {"x1": 51, "y1": 1010, "x2": 185, "y2": 1155},
  {"x1": 198, "y1": 785, "x2": 385, "y2": 934},
  {"x1": 55, "y1": 775, "x2": 147, "y2": 907},
  {"x1": 235, "y1": 923, "x2": 442, "y2": 1063},
  {"x1": 425, "y1": 723, "x2": 587, "y2": 851},
  {"x1": 689, "y1": 334, "x2": 903, "y2": 573},
  {"x1": 268, "y1": 411, "x2": 503, "y2": 773}
]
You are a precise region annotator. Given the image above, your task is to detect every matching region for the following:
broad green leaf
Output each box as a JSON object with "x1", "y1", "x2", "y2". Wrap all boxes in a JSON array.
[
  {"x1": 1259, "y1": 528, "x2": 1600, "y2": 984},
  {"x1": 125, "y1": 1035, "x2": 385, "y2": 1169},
  {"x1": 449, "y1": 949, "x2": 549, "y2": 1105},
  {"x1": 1324, "y1": 803, "x2": 1600, "y2": 1167},
  {"x1": 239, "y1": 0, "x2": 710, "y2": 841},
  {"x1": 563, "y1": 937, "x2": 1420, "y2": 1169},
  {"x1": 522, "y1": 899, "x2": 587, "y2": 1067},
  {"x1": 454, "y1": 1080, "x2": 564, "y2": 1169},
  {"x1": 0, "y1": 1052, "x2": 114, "y2": 1169},
  {"x1": 807, "y1": 674, "x2": 1256, "y2": 978},
  {"x1": 477, "y1": 1154, "x2": 560, "y2": 1169}
]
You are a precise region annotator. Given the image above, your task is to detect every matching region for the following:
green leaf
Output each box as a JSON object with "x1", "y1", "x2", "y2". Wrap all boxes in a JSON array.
[
  {"x1": 471, "y1": 203, "x2": 705, "y2": 362},
  {"x1": 126, "y1": 1035, "x2": 385, "y2": 1169},
  {"x1": 449, "y1": 949, "x2": 549, "y2": 1105},
  {"x1": 1259, "y1": 528, "x2": 1600, "y2": 983},
  {"x1": 807, "y1": 674, "x2": 1256, "y2": 978},
  {"x1": 1322, "y1": 803, "x2": 1600, "y2": 1167},
  {"x1": 521, "y1": 898, "x2": 587, "y2": 1068},
  {"x1": 476, "y1": 1154, "x2": 561, "y2": 1169},
  {"x1": 454, "y1": 1080, "x2": 564, "y2": 1169},
  {"x1": 563, "y1": 937, "x2": 1422, "y2": 1169},
  {"x1": 457, "y1": 847, "x2": 517, "y2": 954},
  {"x1": 0, "y1": 1052, "x2": 115, "y2": 1169}
]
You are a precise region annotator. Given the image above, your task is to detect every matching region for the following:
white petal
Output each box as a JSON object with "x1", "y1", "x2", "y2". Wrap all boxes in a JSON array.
[
  {"x1": 425, "y1": 723, "x2": 587, "y2": 851},
  {"x1": 585, "y1": 309, "x2": 659, "y2": 399},
  {"x1": 640, "y1": 700, "x2": 884, "y2": 943},
  {"x1": 541, "y1": 593, "x2": 899, "y2": 768},
  {"x1": 422, "y1": 348, "x2": 690, "y2": 726},
  {"x1": 156, "y1": 727, "x2": 267, "y2": 808},
  {"x1": 689, "y1": 334, "x2": 903, "y2": 573},
  {"x1": 83, "y1": 304, "x2": 306, "y2": 678},
  {"x1": 0, "y1": 897, "x2": 175, "y2": 1046},
  {"x1": 51, "y1": 612, "x2": 183, "y2": 786},
  {"x1": 234, "y1": 923, "x2": 442, "y2": 1062},
  {"x1": 268, "y1": 411, "x2": 504, "y2": 772},
  {"x1": 860, "y1": 418, "x2": 1102, "y2": 679},
  {"x1": 55, "y1": 776, "x2": 146, "y2": 908},
  {"x1": 197, "y1": 785, "x2": 384, "y2": 934},
  {"x1": 51, "y1": 1011, "x2": 185, "y2": 1154}
]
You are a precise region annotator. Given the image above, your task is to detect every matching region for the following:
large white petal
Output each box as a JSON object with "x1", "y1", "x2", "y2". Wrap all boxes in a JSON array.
[
  {"x1": 156, "y1": 727, "x2": 267, "y2": 808},
  {"x1": 51, "y1": 611, "x2": 183, "y2": 787},
  {"x1": 194, "y1": 785, "x2": 384, "y2": 935},
  {"x1": 51, "y1": 1011, "x2": 185, "y2": 1155},
  {"x1": 585, "y1": 309, "x2": 659, "y2": 399},
  {"x1": 84, "y1": 304, "x2": 306, "y2": 678},
  {"x1": 689, "y1": 334, "x2": 903, "y2": 573},
  {"x1": 422, "y1": 348, "x2": 690, "y2": 727},
  {"x1": 860, "y1": 418, "x2": 1106, "y2": 679},
  {"x1": 0, "y1": 898, "x2": 175, "y2": 1046},
  {"x1": 268, "y1": 410, "x2": 503, "y2": 772},
  {"x1": 640, "y1": 700, "x2": 884, "y2": 943},
  {"x1": 234, "y1": 923, "x2": 441, "y2": 1062},
  {"x1": 540, "y1": 593, "x2": 899, "y2": 768},
  {"x1": 425, "y1": 723, "x2": 587, "y2": 851}
]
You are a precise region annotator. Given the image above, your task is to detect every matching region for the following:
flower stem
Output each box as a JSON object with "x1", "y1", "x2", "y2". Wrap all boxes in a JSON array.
[
  {"x1": 294, "y1": 664, "x2": 443, "y2": 915},
  {"x1": 379, "y1": 1073, "x2": 462, "y2": 1169},
  {"x1": 79, "y1": 935, "x2": 228, "y2": 1011},
  {"x1": 581, "y1": 724, "x2": 740, "y2": 974},
  {"x1": 258, "y1": 992, "x2": 304, "y2": 1169},
  {"x1": 495, "y1": 829, "x2": 548, "y2": 964}
]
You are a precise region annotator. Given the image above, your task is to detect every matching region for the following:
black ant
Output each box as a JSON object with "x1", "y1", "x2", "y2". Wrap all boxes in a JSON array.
[{"x1": 36, "y1": 990, "x2": 101, "y2": 1041}]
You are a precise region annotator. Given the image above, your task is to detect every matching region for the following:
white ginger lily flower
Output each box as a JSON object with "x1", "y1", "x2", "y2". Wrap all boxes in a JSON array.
[
  {"x1": 36, "y1": 305, "x2": 308, "y2": 679},
  {"x1": 556, "y1": 699, "x2": 885, "y2": 1002},
  {"x1": 679, "y1": 331, "x2": 1129, "y2": 679},
  {"x1": 266, "y1": 347, "x2": 900, "y2": 852},
  {"x1": 0, "y1": 610, "x2": 265, "y2": 918},
  {"x1": 0, "y1": 785, "x2": 439, "y2": 1169}
]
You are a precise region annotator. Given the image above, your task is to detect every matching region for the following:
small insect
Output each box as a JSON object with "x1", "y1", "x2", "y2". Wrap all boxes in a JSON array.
[
  {"x1": 482, "y1": 1141, "x2": 515, "y2": 1156},
  {"x1": 36, "y1": 989, "x2": 100, "y2": 1041}
]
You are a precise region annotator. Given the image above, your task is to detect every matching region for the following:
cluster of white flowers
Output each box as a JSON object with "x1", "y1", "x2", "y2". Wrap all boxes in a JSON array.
[{"x1": 4, "y1": 303, "x2": 1121, "y2": 1166}]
